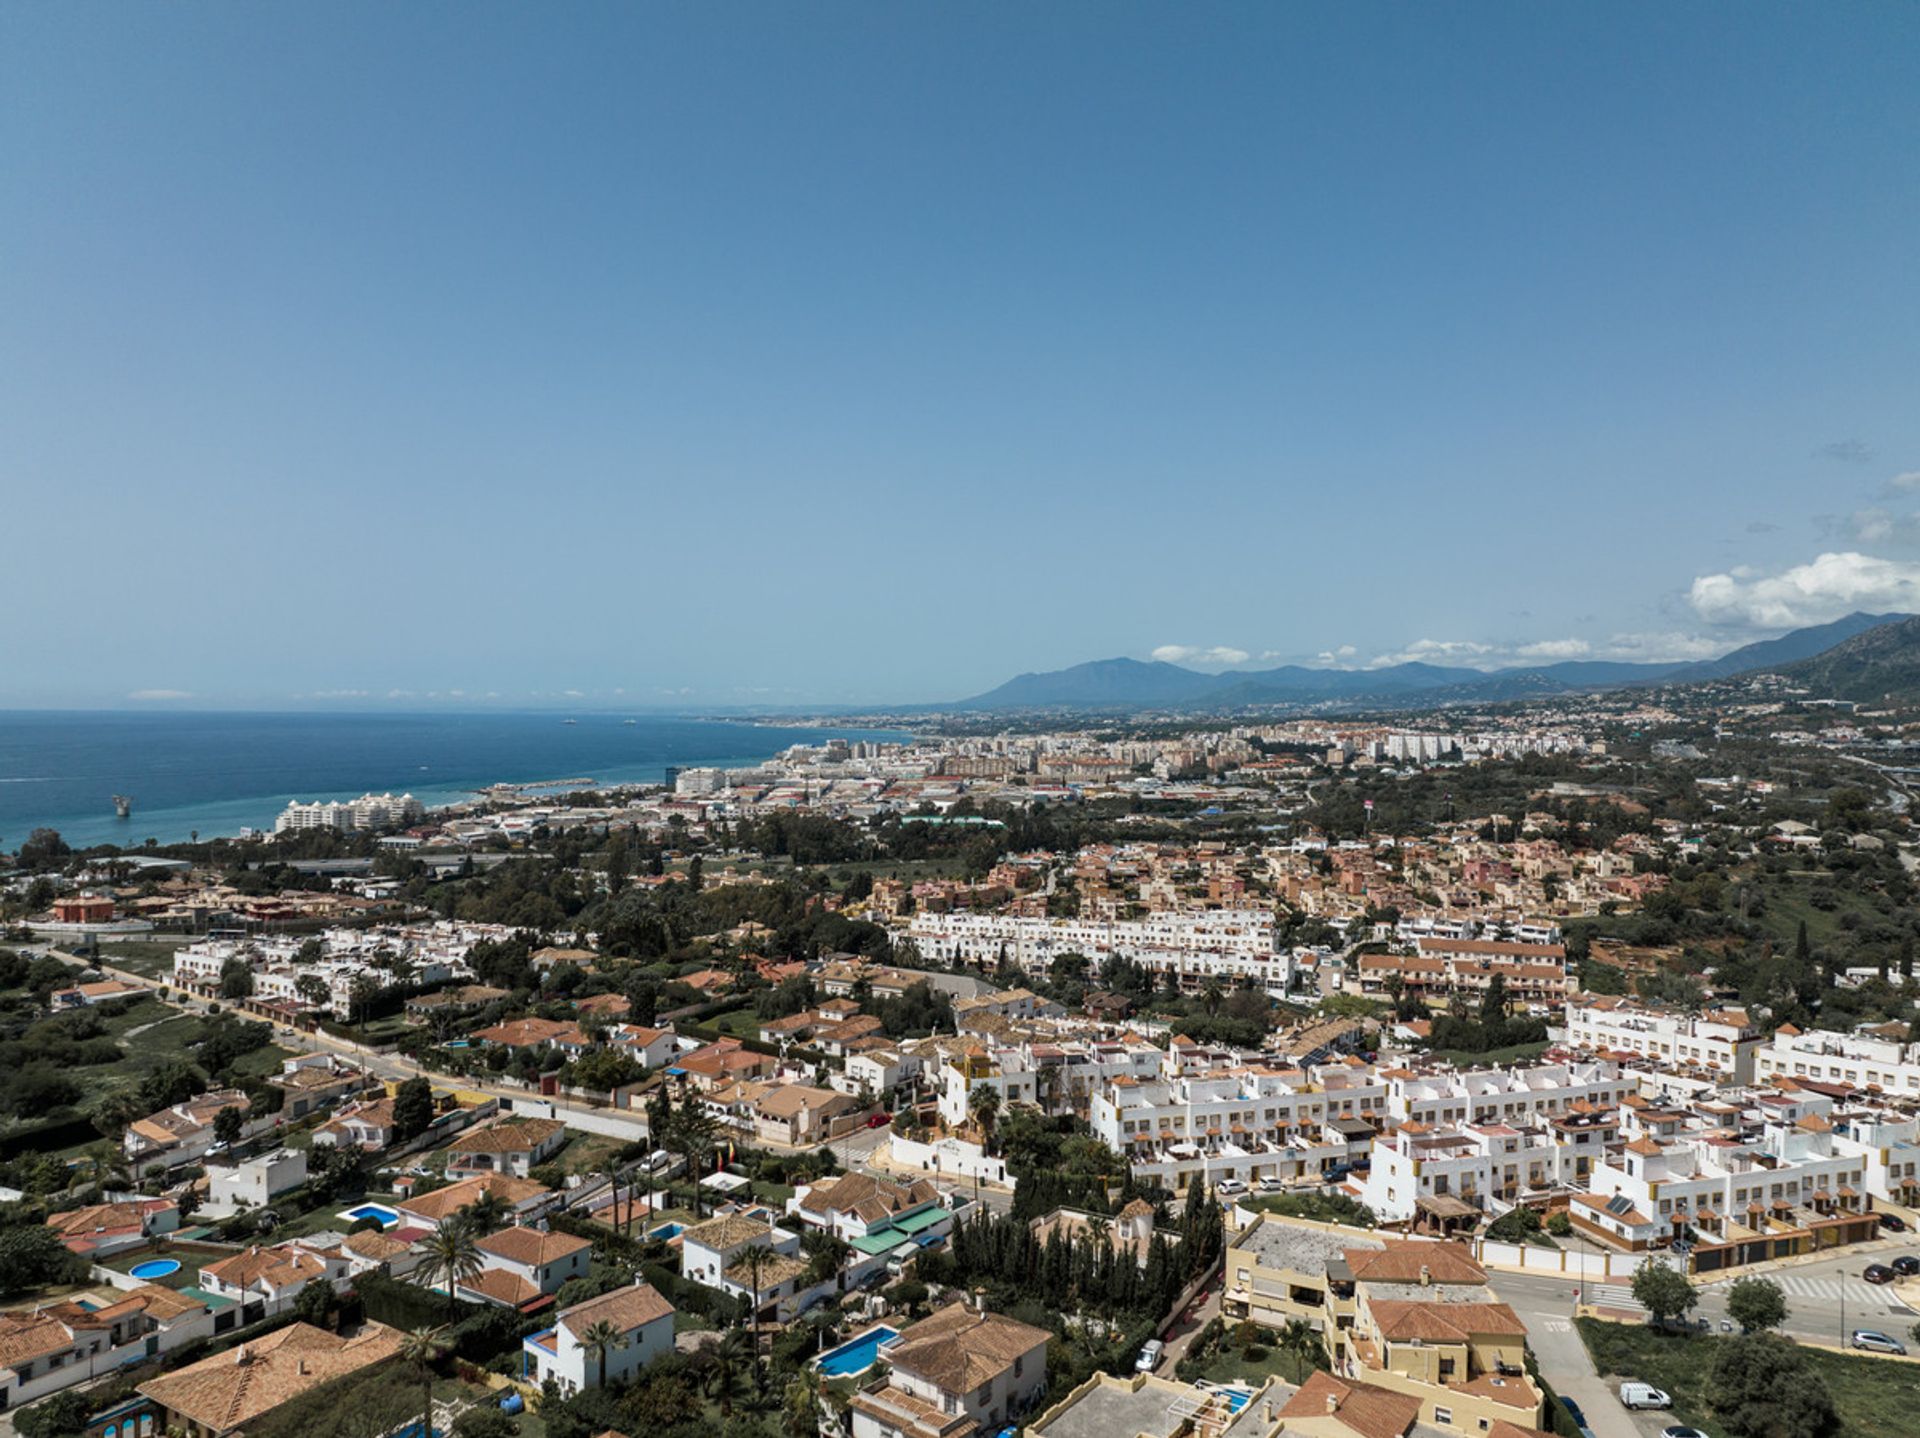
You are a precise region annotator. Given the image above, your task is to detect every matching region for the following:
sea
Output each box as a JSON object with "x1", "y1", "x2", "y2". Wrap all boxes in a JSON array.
[{"x1": 0, "y1": 710, "x2": 913, "y2": 850}]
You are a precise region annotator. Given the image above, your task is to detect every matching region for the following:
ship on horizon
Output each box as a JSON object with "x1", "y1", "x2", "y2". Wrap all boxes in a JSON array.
[{"x1": 112, "y1": 794, "x2": 133, "y2": 818}]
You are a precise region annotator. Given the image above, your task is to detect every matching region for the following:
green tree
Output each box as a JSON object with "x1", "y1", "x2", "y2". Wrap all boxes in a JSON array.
[
  {"x1": 219, "y1": 957, "x2": 255, "y2": 1000},
  {"x1": 420, "y1": 1224, "x2": 481, "y2": 1318},
  {"x1": 1630, "y1": 1258, "x2": 1697, "y2": 1327},
  {"x1": 577, "y1": 1317, "x2": 628, "y2": 1390},
  {"x1": 1725, "y1": 1276, "x2": 1787, "y2": 1333},
  {"x1": 398, "y1": 1325, "x2": 448, "y2": 1438},
  {"x1": 666, "y1": 1102, "x2": 720, "y2": 1218},
  {"x1": 392, "y1": 1077, "x2": 435, "y2": 1142},
  {"x1": 782, "y1": 1367, "x2": 823, "y2": 1438},
  {"x1": 213, "y1": 1105, "x2": 245, "y2": 1150},
  {"x1": 969, "y1": 1082, "x2": 1002, "y2": 1151},
  {"x1": 1708, "y1": 1332, "x2": 1837, "y2": 1438},
  {"x1": 1279, "y1": 1318, "x2": 1319, "y2": 1382}
]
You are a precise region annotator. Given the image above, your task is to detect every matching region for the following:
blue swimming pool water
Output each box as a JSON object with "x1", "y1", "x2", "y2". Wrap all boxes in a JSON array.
[
  {"x1": 648, "y1": 1222, "x2": 684, "y2": 1240},
  {"x1": 129, "y1": 1259, "x2": 181, "y2": 1280},
  {"x1": 342, "y1": 1202, "x2": 402, "y2": 1229},
  {"x1": 815, "y1": 1326, "x2": 899, "y2": 1377}
]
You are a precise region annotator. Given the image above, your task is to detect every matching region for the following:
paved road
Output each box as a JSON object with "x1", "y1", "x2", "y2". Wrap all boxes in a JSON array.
[{"x1": 1485, "y1": 1269, "x2": 1644, "y2": 1438}]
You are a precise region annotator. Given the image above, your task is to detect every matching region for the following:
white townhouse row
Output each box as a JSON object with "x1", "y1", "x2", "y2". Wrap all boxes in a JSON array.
[
  {"x1": 934, "y1": 1035, "x2": 1165, "y2": 1128},
  {"x1": 1565, "y1": 998, "x2": 1763, "y2": 1082},
  {"x1": 1572, "y1": 1103, "x2": 1873, "y2": 1249},
  {"x1": 1385, "y1": 1059, "x2": 1634, "y2": 1129},
  {"x1": 1090, "y1": 1062, "x2": 1390, "y2": 1193},
  {"x1": 906, "y1": 908, "x2": 1278, "y2": 974},
  {"x1": 1757, "y1": 1025, "x2": 1920, "y2": 1097},
  {"x1": 1358, "y1": 1119, "x2": 1569, "y2": 1223}
]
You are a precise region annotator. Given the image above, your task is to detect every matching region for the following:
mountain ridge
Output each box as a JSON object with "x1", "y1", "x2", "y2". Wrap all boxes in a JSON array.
[{"x1": 954, "y1": 611, "x2": 1909, "y2": 712}]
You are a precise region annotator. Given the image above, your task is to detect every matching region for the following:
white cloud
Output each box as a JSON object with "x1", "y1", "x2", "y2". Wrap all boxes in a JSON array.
[
  {"x1": 564, "y1": 688, "x2": 585, "y2": 698},
  {"x1": 312, "y1": 689, "x2": 370, "y2": 699},
  {"x1": 1513, "y1": 638, "x2": 1591, "y2": 661},
  {"x1": 1880, "y1": 471, "x2": 1920, "y2": 496},
  {"x1": 1593, "y1": 631, "x2": 1726, "y2": 663},
  {"x1": 127, "y1": 688, "x2": 190, "y2": 701},
  {"x1": 1689, "y1": 550, "x2": 1920, "y2": 629},
  {"x1": 1364, "y1": 639, "x2": 1499, "y2": 670},
  {"x1": 1309, "y1": 645, "x2": 1358, "y2": 666},
  {"x1": 1151, "y1": 644, "x2": 1250, "y2": 667}
]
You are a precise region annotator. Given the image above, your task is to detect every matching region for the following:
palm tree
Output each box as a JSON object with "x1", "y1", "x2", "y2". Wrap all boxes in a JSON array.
[
  {"x1": 420, "y1": 1223, "x2": 481, "y2": 1318},
  {"x1": 782, "y1": 1367, "x2": 824, "y2": 1438},
  {"x1": 398, "y1": 1324, "x2": 447, "y2": 1438},
  {"x1": 707, "y1": 1328, "x2": 751, "y2": 1418},
  {"x1": 577, "y1": 1317, "x2": 628, "y2": 1390},
  {"x1": 669, "y1": 1104, "x2": 720, "y2": 1218},
  {"x1": 460, "y1": 1189, "x2": 510, "y2": 1237},
  {"x1": 738, "y1": 1243, "x2": 775, "y2": 1395},
  {"x1": 968, "y1": 1082, "x2": 1001, "y2": 1150},
  {"x1": 1280, "y1": 1319, "x2": 1319, "y2": 1382}
]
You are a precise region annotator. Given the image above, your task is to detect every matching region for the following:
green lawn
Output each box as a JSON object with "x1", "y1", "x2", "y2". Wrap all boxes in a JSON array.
[
  {"x1": 549, "y1": 1129, "x2": 625, "y2": 1176},
  {"x1": 1192, "y1": 1340, "x2": 1320, "y2": 1387},
  {"x1": 101, "y1": 938, "x2": 193, "y2": 980},
  {"x1": 1427, "y1": 1040, "x2": 1551, "y2": 1068},
  {"x1": 1578, "y1": 1316, "x2": 1920, "y2": 1438}
]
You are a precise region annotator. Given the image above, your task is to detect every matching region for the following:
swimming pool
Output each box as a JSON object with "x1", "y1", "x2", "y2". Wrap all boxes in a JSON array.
[
  {"x1": 129, "y1": 1259, "x2": 181, "y2": 1280},
  {"x1": 647, "y1": 1222, "x2": 684, "y2": 1241},
  {"x1": 342, "y1": 1202, "x2": 402, "y2": 1230},
  {"x1": 815, "y1": 1325, "x2": 898, "y2": 1378}
]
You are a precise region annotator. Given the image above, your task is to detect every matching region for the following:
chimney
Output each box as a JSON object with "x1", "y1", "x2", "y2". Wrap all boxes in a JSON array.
[
  {"x1": 234, "y1": 1345, "x2": 251, "y2": 1365},
  {"x1": 1419, "y1": 1263, "x2": 1431, "y2": 1287},
  {"x1": 1325, "y1": 1393, "x2": 1339, "y2": 1415}
]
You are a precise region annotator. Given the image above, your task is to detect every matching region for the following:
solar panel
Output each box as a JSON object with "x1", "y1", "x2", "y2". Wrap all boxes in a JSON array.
[{"x1": 1606, "y1": 1194, "x2": 1636, "y2": 1216}]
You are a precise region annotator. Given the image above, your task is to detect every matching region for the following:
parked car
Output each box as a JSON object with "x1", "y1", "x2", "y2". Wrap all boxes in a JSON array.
[
  {"x1": 1893, "y1": 1255, "x2": 1920, "y2": 1277},
  {"x1": 1877, "y1": 1212, "x2": 1908, "y2": 1232},
  {"x1": 1863, "y1": 1264, "x2": 1896, "y2": 1285},
  {"x1": 1660, "y1": 1428, "x2": 1709, "y2": 1438},
  {"x1": 1619, "y1": 1383, "x2": 1672, "y2": 1410},
  {"x1": 1136, "y1": 1339, "x2": 1165, "y2": 1373},
  {"x1": 1559, "y1": 1396, "x2": 1595, "y2": 1438},
  {"x1": 865, "y1": 1112, "x2": 892, "y2": 1128},
  {"x1": 1217, "y1": 1179, "x2": 1248, "y2": 1196},
  {"x1": 1256, "y1": 1176, "x2": 1285, "y2": 1193},
  {"x1": 1852, "y1": 1329, "x2": 1907, "y2": 1354}
]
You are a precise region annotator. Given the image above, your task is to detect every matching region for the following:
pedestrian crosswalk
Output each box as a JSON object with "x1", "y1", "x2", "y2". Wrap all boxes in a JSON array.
[
  {"x1": 1772, "y1": 1273, "x2": 1903, "y2": 1306},
  {"x1": 1587, "y1": 1284, "x2": 1645, "y2": 1310}
]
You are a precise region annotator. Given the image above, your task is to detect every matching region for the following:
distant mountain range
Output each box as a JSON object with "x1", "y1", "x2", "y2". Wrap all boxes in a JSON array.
[
  {"x1": 954, "y1": 611, "x2": 1911, "y2": 712},
  {"x1": 1767, "y1": 616, "x2": 1920, "y2": 704}
]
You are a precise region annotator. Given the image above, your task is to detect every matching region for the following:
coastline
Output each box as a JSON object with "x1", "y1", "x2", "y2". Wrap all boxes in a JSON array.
[{"x1": 0, "y1": 711, "x2": 913, "y2": 850}]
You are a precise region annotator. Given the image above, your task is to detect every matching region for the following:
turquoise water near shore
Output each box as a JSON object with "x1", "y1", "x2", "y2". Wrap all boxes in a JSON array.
[{"x1": 0, "y1": 711, "x2": 909, "y2": 849}]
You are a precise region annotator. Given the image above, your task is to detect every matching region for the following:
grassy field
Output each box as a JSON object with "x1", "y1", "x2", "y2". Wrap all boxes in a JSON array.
[
  {"x1": 1578, "y1": 1316, "x2": 1920, "y2": 1438},
  {"x1": 1427, "y1": 1039, "x2": 1551, "y2": 1068},
  {"x1": 99, "y1": 938, "x2": 193, "y2": 980},
  {"x1": 1746, "y1": 867, "x2": 1887, "y2": 950},
  {"x1": 1191, "y1": 1340, "x2": 1319, "y2": 1387}
]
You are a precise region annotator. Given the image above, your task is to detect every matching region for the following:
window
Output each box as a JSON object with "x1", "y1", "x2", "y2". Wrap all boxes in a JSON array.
[{"x1": 1435, "y1": 1407, "x2": 1453, "y2": 1426}]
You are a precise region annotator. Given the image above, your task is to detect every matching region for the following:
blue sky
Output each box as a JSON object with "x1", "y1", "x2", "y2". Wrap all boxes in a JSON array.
[{"x1": 5, "y1": 3, "x2": 1918, "y2": 709}]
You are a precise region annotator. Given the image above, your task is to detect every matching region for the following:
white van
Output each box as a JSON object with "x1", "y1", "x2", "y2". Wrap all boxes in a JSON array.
[
  {"x1": 1135, "y1": 1339, "x2": 1165, "y2": 1372},
  {"x1": 1619, "y1": 1383, "x2": 1671, "y2": 1410}
]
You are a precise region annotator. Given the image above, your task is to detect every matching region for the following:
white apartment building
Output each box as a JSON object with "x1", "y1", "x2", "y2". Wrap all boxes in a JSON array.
[
  {"x1": 1565, "y1": 999, "x2": 1762, "y2": 1082},
  {"x1": 1359, "y1": 1120, "x2": 1565, "y2": 1223},
  {"x1": 935, "y1": 1036, "x2": 1163, "y2": 1129},
  {"x1": 522, "y1": 1281, "x2": 675, "y2": 1396},
  {"x1": 1387, "y1": 1060, "x2": 1633, "y2": 1129},
  {"x1": 1090, "y1": 1062, "x2": 1389, "y2": 1193},
  {"x1": 908, "y1": 909, "x2": 1284, "y2": 990},
  {"x1": 274, "y1": 792, "x2": 424, "y2": 834},
  {"x1": 1572, "y1": 1107, "x2": 1870, "y2": 1251},
  {"x1": 674, "y1": 767, "x2": 729, "y2": 796},
  {"x1": 1833, "y1": 1110, "x2": 1920, "y2": 1207},
  {"x1": 1757, "y1": 1026, "x2": 1920, "y2": 1097}
]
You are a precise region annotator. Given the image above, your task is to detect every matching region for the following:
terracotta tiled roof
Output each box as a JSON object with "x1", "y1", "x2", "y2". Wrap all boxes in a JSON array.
[
  {"x1": 476, "y1": 1225, "x2": 591, "y2": 1267},
  {"x1": 1280, "y1": 1371, "x2": 1420, "y2": 1438},
  {"x1": 448, "y1": 1117, "x2": 567, "y2": 1155},
  {"x1": 1343, "y1": 1240, "x2": 1485, "y2": 1286},
  {"x1": 137, "y1": 1322, "x2": 404, "y2": 1433},
  {"x1": 882, "y1": 1303, "x2": 1050, "y2": 1394},
  {"x1": 557, "y1": 1281, "x2": 674, "y2": 1339}
]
